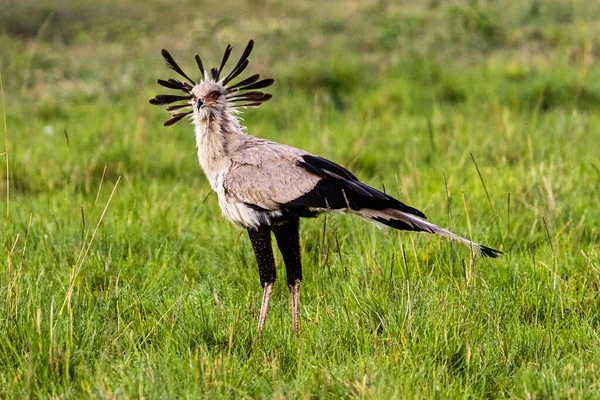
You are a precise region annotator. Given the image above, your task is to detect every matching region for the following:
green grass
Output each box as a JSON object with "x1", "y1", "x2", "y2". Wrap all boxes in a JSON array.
[{"x1": 1, "y1": 0, "x2": 600, "y2": 397}]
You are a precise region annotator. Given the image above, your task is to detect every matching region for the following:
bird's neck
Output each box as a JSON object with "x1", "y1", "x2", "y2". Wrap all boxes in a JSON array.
[{"x1": 193, "y1": 110, "x2": 247, "y2": 189}]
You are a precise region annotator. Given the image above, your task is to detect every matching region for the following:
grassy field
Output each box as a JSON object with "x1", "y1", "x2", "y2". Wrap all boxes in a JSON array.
[{"x1": 1, "y1": 0, "x2": 600, "y2": 397}]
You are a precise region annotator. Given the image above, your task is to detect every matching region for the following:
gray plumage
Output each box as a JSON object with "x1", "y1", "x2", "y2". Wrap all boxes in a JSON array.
[{"x1": 223, "y1": 142, "x2": 317, "y2": 219}]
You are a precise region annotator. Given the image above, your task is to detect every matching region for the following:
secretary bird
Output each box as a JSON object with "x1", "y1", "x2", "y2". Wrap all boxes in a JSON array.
[{"x1": 150, "y1": 40, "x2": 501, "y2": 336}]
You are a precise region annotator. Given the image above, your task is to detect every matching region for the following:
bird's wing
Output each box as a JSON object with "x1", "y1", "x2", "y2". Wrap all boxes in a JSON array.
[
  {"x1": 224, "y1": 141, "x2": 502, "y2": 258},
  {"x1": 223, "y1": 142, "x2": 321, "y2": 211},
  {"x1": 289, "y1": 154, "x2": 426, "y2": 218},
  {"x1": 224, "y1": 141, "x2": 426, "y2": 218}
]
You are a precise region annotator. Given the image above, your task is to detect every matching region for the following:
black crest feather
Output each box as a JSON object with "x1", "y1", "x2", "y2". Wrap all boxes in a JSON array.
[
  {"x1": 164, "y1": 111, "x2": 192, "y2": 126},
  {"x1": 235, "y1": 78, "x2": 275, "y2": 92},
  {"x1": 230, "y1": 94, "x2": 273, "y2": 104},
  {"x1": 149, "y1": 94, "x2": 192, "y2": 105},
  {"x1": 210, "y1": 67, "x2": 219, "y2": 81},
  {"x1": 228, "y1": 90, "x2": 265, "y2": 98},
  {"x1": 222, "y1": 40, "x2": 254, "y2": 85},
  {"x1": 216, "y1": 44, "x2": 233, "y2": 81},
  {"x1": 234, "y1": 102, "x2": 265, "y2": 108},
  {"x1": 194, "y1": 54, "x2": 205, "y2": 79},
  {"x1": 222, "y1": 59, "x2": 249, "y2": 86},
  {"x1": 228, "y1": 91, "x2": 269, "y2": 101},
  {"x1": 161, "y1": 49, "x2": 196, "y2": 85},
  {"x1": 151, "y1": 40, "x2": 275, "y2": 126},
  {"x1": 166, "y1": 104, "x2": 192, "y2": 112},
  {"x1": 227, "y1": 74, "x2": 260, "y2": 92},
  {"x1": 157, "y1": 78, "x2": 192, "y2": 92}
]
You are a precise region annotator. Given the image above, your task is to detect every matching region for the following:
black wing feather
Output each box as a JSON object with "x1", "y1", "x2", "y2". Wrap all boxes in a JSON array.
[
  {"x1": 298, "y1": 155, "x2": 358, "y2": 180},
  {"x1": 286, "y1": 155, "x2": 426, "y2": 219}
]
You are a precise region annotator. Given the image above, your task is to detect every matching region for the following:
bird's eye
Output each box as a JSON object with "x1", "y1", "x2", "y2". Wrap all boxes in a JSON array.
[{"x1": 210, "y1": 92, "x2": 219, "y2": 100}]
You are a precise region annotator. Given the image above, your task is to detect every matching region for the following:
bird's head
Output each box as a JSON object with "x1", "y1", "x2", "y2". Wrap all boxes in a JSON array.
[{"x1": 149, "y1": 40, "x2": 274, "y2": 126}]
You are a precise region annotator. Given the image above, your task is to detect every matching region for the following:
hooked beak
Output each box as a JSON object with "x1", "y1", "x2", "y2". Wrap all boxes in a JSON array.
[{"x1": 197, "y1": 96, "x2": 217, "y2": 108}]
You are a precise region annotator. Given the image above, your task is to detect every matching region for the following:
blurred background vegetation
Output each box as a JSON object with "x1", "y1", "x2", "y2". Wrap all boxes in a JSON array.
[
  {"x1": 1, "y1": 0, "x2": 599, "y2": 198},
  {"x1": 1, "y1": 0, "x2": 600, "y2": 398}
]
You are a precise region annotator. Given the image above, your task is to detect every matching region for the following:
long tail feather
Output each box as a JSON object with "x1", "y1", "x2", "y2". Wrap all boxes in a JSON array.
[{"x1": 359, "y1": 208, "x2": 502, "y2": 258}]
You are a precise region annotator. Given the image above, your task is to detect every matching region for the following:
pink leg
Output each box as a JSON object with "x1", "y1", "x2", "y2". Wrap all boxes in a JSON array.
[
  {"x1": 290, "y1": 281, "x2": 300, "y2": 336},
  {"x1": 257, "y1": 282, "x2": 274, "y2": 336}
]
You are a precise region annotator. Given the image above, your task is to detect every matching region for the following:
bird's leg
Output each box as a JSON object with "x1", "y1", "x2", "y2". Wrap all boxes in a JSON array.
[
  {"x1": 273, "y1": 218, "x2": 302, "y2": 336},
  {"x1": 290, "y1": 281, "x2": 300, "y2": 335},
  {"x1": 258, "y1": 282, "x2": 274, "y2": 335},
  {"x1": 247, "y1": 225, "x2": 276, "y2": 337}
]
